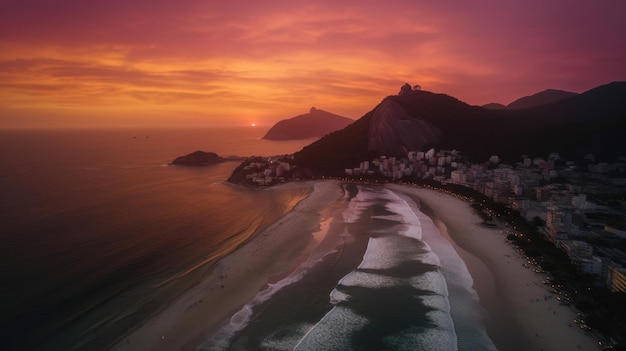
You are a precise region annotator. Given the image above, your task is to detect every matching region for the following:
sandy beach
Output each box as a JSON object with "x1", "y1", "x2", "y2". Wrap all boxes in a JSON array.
[
  {"x1": 110, "y1": 180, "x2": 345, "y2": 351},
  {"x1": 391, "y1": 185, "x2": 600, "y2": 351},
  {"x1": 111, "y1": 181, "x2": 601, "y2": 351}
]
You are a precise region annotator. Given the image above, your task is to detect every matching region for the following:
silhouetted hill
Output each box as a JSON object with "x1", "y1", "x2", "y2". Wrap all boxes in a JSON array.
[
  {"x1": 482, "y1": 103, "x2": 506, "y2": 110},
  {"x1": 262, "y1": 107, "x2": 353, "y2": 140},
  {"x1": 293, "y1": 82, "x2": 626, "y2": 175},
  {"x1": 171, "y1": 151, "x2": 223, "y2": 166},
  {"x1": 507, "y1": 89, "x2": 578, "y2": 110}
]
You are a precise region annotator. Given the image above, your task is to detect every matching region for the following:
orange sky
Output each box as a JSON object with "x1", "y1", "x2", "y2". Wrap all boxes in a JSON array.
[{"x1": 1, "y1": 1, "x2": 625, "y2": 128}]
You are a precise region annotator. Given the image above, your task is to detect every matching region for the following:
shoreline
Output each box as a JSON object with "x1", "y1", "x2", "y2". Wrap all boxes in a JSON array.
[
  {"x1": 109, "y1": 180, "x2": 345, "y2": 351},
  {"x1": 392, "y1": 185, "x2": 599, "y2": 351},
  {"x1": 109, "y1": 180, "x2": 602, "y2": 350}
]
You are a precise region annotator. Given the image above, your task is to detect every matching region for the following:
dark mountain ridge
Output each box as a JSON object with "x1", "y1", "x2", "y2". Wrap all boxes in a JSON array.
[
  {"x1": 482, "y1": 89, "x2": 578, "y2": 110},
  {"x1": 506, "y1": 89, "x2": 578, "y2": 110},
  {"x1": 481, "y1": 102, "x2": 506, "y2": 110},
  {"x1": 293, "y1": 82, "x2": 626, "y2": 175},
  {"x1": 262, "y1": 107, "x2": 353, "y2": 140}
]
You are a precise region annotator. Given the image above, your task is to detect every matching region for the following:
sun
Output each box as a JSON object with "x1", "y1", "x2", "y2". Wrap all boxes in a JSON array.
[{"x1": 251, "y1": 123, "x2": 256, "y2": 127}]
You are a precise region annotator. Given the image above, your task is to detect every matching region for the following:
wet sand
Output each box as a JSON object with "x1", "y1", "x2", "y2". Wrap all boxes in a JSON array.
[{"x1": 392, "y1": 185, "x2": 599, "y2": 351}]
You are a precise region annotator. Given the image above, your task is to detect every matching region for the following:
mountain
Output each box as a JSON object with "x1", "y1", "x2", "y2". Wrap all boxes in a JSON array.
[
  {"x1": 293, "y1": 82, "x2": 626, "y2": 175},
  {"x1": 482, "y1": 103, "x2": 506, "y2": 110},
  {"x1": 481, "y1": 89, "x2": 578, "y2": 110},
  {"x1": 506, "y1": 89, "x2": 578, "y2": 110},
  {"x1": 262, "y1": 107, "x2": 353, "y2": 140},
  {"x1": 367, "y1": 98, "x2": 442, "y2": 156}
]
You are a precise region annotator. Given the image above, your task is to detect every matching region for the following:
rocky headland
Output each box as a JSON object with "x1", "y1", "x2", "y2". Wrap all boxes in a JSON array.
[{"x1": 262, "y1": 107, "x2": 353, "y2": 140}]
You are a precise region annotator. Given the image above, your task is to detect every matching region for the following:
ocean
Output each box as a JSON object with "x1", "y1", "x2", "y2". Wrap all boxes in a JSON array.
[
  {"x1": 0, "y1": 128, "x2": 495, "y2": 350},
  {"x1": 0, "y1": 128, "x2": 314, "y2": 350}
]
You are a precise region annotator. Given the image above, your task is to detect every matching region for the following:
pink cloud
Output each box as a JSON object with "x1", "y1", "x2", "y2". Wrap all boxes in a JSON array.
[{"x1": 1, "y1": 0, "x2": 625, "y2": 127}]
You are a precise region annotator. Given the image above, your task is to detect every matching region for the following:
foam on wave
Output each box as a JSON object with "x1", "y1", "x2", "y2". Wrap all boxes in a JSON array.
[{"x1": 295, "y1": 186, "x2": 457, "y2": 351}]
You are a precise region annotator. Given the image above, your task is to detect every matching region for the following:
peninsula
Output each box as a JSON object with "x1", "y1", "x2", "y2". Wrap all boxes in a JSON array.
[{"x1": 262, "y1": 107, "x2": 353, "y2": 140}]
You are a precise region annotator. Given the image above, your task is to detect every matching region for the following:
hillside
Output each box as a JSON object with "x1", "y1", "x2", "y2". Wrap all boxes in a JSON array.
[
  {"x1": 482, "y1": 103, "x2": 506, "y2": 110},
  {"x1": 482, "y1": 89, "x2": 578, "y2": 110},
  {"x1": 262, "y1": 107, "x2": 353, "y2": 140},
  {"x1": 507, "y1": 89, "x2": 578, "y2": 110},
  {"x1": 293, "y1": 82, "x2": 626, "y2": 175}
]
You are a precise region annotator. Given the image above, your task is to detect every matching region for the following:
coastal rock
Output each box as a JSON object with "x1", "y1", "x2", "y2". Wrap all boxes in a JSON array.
[
  {"x1": 171, "y1": 151, "x2": 224, "y2": 166},
  {"x1": 262, "y1": 108, "x2": 353, "y2": 140}
]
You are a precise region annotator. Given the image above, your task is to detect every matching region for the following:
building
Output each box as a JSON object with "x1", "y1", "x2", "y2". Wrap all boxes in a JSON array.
[
  {"x1": 605, "y1": 226, "x2": 626, "y2": 239},
  {"x1": 607, "y1": 265, "x2": 626, "y2": 293},
  {"x1": 450, "y1": 170, "x2": 465, "y2": 185},
  {"x1": 545, "y1": 208, "x2": 572, "y2": 243},
  {"x1": 576, "y1": 256, "x2": 603, "y2": 276},
  {"x1": 560, "y1": 240, "x2": 593, "y2": 258}
]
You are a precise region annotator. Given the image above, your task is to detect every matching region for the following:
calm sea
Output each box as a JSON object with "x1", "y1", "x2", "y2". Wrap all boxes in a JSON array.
[{"x1": 0, "y1": 128, "x2": 314, "y2": 350}]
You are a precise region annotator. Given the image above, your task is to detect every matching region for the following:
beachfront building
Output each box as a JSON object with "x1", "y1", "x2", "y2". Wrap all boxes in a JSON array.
[
  {"x1": 605, "y1": 225, "x2": 626, "y2": 239},
  {"x1": 559, "y1": 240, "x2": 603, "y2": 276},
  {"x1": 576, "y1": 256, "x2": 603, "y2": 276},
  {"x1": 607, "y1": 265, "x2": 626, "y2": 293},
  {"x1": 560, "y1": 240, "x2": 593, "y2": 258},
  {"x1": 275, "y1": 162, "x2": 291, "y2": 177},
  {"x1": 571, "y1": 194, "x2": 594, "y2": 211},
  {"x1": 545, "y1": 208, "x2": 572, "y2": 243}
]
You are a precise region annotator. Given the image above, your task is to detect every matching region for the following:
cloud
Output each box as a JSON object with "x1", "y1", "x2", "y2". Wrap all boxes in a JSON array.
[{"x1": 1, "y1": 0, "x2": 625, "y2": 127}]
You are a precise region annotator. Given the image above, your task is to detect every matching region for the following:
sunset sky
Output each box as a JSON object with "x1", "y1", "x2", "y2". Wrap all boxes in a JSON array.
[{"x1": 1, "y1": 1, "x2": 625, "y2": 128}]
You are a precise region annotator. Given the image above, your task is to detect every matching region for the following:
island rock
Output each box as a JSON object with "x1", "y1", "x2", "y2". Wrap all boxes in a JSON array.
[{"x1": 171, "y1": 151, "x2": 224, "y2": 166}]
